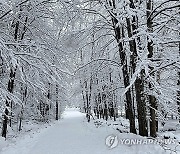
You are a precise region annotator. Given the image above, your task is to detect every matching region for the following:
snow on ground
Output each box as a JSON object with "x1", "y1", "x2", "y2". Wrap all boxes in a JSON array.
[{"x1": 1, "y1": 108, "x2": 180, "y2": 154}]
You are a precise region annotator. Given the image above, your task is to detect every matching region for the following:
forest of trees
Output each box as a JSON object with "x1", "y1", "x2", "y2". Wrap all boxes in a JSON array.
[{"x1": 0, "y1": 0, "x2": 179, "y2": 139}]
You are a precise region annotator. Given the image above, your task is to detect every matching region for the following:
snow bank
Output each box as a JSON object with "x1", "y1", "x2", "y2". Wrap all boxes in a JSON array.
[{"x1": 0, "y1": 137, "x2": 7, "y2": 152}]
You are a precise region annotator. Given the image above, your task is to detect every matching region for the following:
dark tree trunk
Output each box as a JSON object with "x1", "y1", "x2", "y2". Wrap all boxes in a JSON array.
[
  {"x1": 56, "y1": 101, "x2": 58, "y2": 121},
  {"x1": 2, "y1": 67, "x2": 16, "y2": 138},
  {"x1": 19, "y1": 109, "x2": 23, "y2": 131},
  {"x1": 2, "y1": 101, "x2": 9, "y2": 138},
  {"x1": 112, "y1": 17, "x2": 136, "y2": 134},
  {"x1": 127, "y1": 0, "x2": 149, "y2": 137},
  {"x1": 178, "y1": 32, "x2": 180, "y2": 122},
  {"x1": 126, "y1": 16, "x2": 148, "y2": 136},
  {"x1": 135, "y1": 71, "x2": 148, "y2": 136},
  {"x1": 147, "y1": 0, "x2": 158, "y2": 137},
  {"x1": 85, "y1": 81, "x2": 90, "y2": 122},
  {"x1": 55, "y1": 84, "x2": 59, "y2": 120},
  {"x1": 107, "y1": 1, "x2": 136, "y2": 128},
  {"x1": 104, "y1": 104, "x2": 108, "y2": 121},
  {"x1": 8, "y1": 68, "x2": 16, "y2": 126},
  {"x1": 149, "y1": 94, "x2": 157, "y2": 137}
]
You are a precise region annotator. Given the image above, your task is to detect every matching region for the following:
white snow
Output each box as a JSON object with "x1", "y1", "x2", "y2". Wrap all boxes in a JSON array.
[{"x1": 1, "y1": 108, "x2": 179, "y2": 154}]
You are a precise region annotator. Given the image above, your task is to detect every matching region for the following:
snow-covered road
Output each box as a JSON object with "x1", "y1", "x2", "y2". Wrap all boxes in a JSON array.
[
  {"x1": 25, "y1": 109, "x2": 117, "y2": 154},
  {"x1": 1, "y1": 108, "x2": 177, "y2": 154},
  {"x1": 1, "y1": 109, "x2": 120, "y2": 154}
]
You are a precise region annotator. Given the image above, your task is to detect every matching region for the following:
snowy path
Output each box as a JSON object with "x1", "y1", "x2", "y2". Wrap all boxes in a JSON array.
[
  {"x1": 1, "y1": 108, "x2": 175, "y2": 154},
  {"x1": 25, "y1": 109, "x2": 116, "y2": 154},
  {"x1": 1, "y1": 109, "x2": 119, "y2": 154}
]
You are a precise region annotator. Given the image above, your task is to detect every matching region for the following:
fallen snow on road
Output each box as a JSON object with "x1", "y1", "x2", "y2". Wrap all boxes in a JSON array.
[{"x1": 1, "y1": 108, "x2": 179, "y2": 154}]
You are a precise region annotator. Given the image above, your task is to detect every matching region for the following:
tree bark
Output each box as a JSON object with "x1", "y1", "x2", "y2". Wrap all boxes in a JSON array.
[
  {"x1": 147, "y1": 0, "x2": 158, "y2": 137},
  {"x1": 118, "y1": 27, "x2": 136, "y2": 134},
  {"x1": 135, "y1": 71, "x2": 148, "y2": 136},
  {"x1": 126, "y1": 0, "x2": 148, "y2": 136},
  {"x1": 177, "y1": 31, "x2": 180, "y2": 122},
  {"x1": 56, "y1": 84, "x2": 59, "y2": 120}
]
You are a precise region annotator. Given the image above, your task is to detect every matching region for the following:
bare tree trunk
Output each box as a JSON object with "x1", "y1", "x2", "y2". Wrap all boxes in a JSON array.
[
  {"x1": 178, "y1": 32, "x2": 180, "y2": 122},
  {"x1": 147, "y1": 0, "x2": 158, "y2": 137},
  {"x1": 19, "y1": 83, "x2": 27, "y2": 131},
  {"x1": 118, "y1": 27, "x2": 136, "y2": 134},
  {"x1": 56, "y1": 84, "x2": 59, "y2": 120},
  {"x1": 104, "y1": 1, "x2": 136, "y2": 133},
  {"x1": 125, "y1": 0, "x2": 148, "y2": 136},
  {"x1": 135, "y1": 71, "x2": 148, "y2": 136},
  {"x1": 19, "y1": 108, "x2": 23, "y2": 132},
  {"x1": 85, "y1": 81, "x2": 90, "y2": 122},
  {"x1": 2, "y1": 100, "x2": 10, "y2": 138},
  {"x1": 126, "y1": 15, "x2": 148, "y2": 136},
  {"x1": 2, "y1": 67, "x2": 16, "y2": 138}
]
